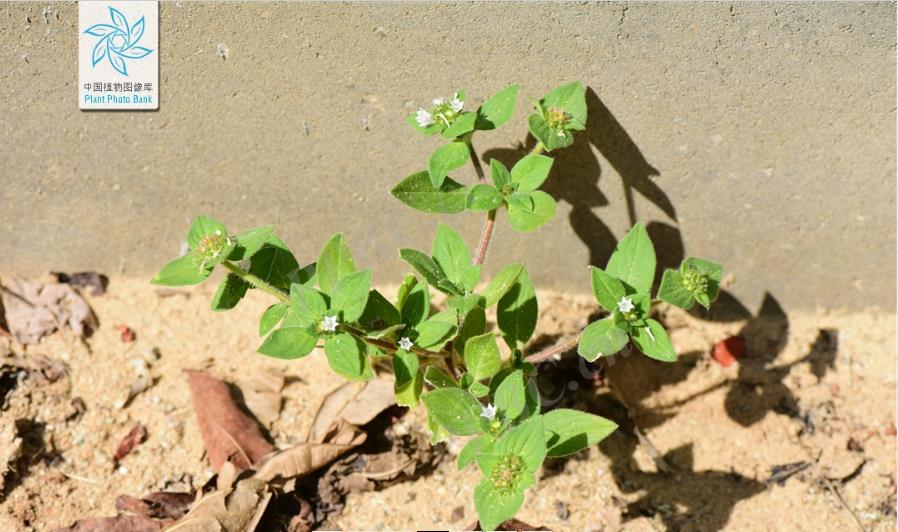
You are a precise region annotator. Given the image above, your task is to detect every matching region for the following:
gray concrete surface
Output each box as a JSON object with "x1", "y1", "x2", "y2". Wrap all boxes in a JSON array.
[{"x1": 1, "y1": 2, "x2": 895, "y2": 312}]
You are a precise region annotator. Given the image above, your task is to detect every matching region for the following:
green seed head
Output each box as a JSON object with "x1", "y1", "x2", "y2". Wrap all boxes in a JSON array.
[
  {"x1": 545, "y1": 106, "x2": 570, "y2": 130},
  {"x1": 193, "y1": 231, "x2": 229, "y2": 266},
  {"x1": 683, "y1": 267, "x2": 708, "y2": 295},
  {"x1": 489, "y1": 453, "x2": 526, "y2": 495}
]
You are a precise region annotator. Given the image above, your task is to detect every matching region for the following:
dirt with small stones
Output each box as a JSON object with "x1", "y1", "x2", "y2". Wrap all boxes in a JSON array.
[{"x1": 0, "y1": 277, "x2": 893, "y2": 531}]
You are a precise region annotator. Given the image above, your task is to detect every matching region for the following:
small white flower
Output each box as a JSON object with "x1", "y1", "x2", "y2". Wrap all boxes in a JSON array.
[
  {"x1": 480, "y1": 403, "x2": 497, "y2": 420},
  {"x1": 398, "y1": 336, "x2": 414, "y2": 351},
  {"x1": 617, "y1": 296, "x2": 635, "y2": 313},
  {"x1": 450, "y1": 93, "x2": 464, "y2": 113},
  {"x1": 322, "y1": 315, "x2": 339, "y2": 332},
  {"x1": 432, "y1": 97, "x2": 445, "y2": 106},
  {"x1": 415, "y1": 108, "x2": 434, "y2": 127}
]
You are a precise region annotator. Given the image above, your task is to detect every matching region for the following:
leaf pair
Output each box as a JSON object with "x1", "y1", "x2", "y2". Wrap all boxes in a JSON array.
[
  {"x1": 467, "y1": 154, "x2": 557, "y2": 233},
  {"x1": 528, "y1": 81, "x2": 587, "y2": 152}
]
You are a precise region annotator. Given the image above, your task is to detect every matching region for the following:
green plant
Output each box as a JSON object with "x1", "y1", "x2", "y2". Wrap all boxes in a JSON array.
[{"x1": 152, "y1": 82, "x2": 723, "y2": 531}]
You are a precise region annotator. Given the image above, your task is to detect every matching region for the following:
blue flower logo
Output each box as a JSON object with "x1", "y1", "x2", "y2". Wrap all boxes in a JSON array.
[{"x1": 83, "y1": 6, "x2": 153, "y2": 77}]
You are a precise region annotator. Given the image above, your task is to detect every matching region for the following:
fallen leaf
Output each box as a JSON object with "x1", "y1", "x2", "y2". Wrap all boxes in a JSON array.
[
  {"x1": 0, "y1": 278, "x2": 97, "y2": 344},
  {"x1": 51, "y1": 271, "x2": 108, "y2": 296},
  {"x1": 711, "y1": 335, "x2": 745, "y2": 367},
  {"x1": 185, "y1": 370, "x2": 274, "y2": 472},
  {"x1": 53, "y1": 515, "x2": 161, "y2": 532},
  {"x1": 165, "y1": 478, "x2": 270, "y2": 532},
  {"x1": 1, "y1": 352, "x2": 68, "y2": 383},
  {"x1": 239, "y1": 367, "x2": 284, "y2": 428},
  {"x1": 114, "y1": 424, "x2": 147, "y2": 462},
  {"x1": 253, "y1": 420, "x2": 365, "y2": 483},
  {"x1": 116, "y1": 324, "x2": 136, "y2": 343},
  {"x1": 307, "y1": 377, "x2": 395, "y2": 442},
  {"x1": 115, "y1": 492, "x2": 194, "y2": 522}
]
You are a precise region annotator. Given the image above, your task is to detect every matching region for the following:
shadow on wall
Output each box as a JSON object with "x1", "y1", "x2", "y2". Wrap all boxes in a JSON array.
[{"x1": 497, "y1": 88, "x2": 844, "y2": 527}]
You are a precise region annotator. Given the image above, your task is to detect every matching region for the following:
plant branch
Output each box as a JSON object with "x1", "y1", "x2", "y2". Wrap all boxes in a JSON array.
[
  {"x1": 524, "y1": 334, "x2": 580, "y2": 363},
  {"x1": 222, "y1": 260, "x2": 290, "y2": 304},
  {"x1": 339, "y1": 324, "x2": 452, "y2": 360}
]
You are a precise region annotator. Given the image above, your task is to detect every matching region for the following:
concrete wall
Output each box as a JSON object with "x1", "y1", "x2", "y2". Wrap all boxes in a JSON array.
[{"x1": 1, "y1": 2, "x2": 895, "y2": 312}]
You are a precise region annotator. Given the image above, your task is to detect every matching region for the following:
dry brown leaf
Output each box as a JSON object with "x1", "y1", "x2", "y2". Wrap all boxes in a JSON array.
[
  {"x1": 307, "y1": 377, "x2": 394, "y2": 442},
  {"x1": 185, "y1": 370, "x2": 274, "y2": 472},
  {"x1": 239, "y1": 367, "x2": 284, "y2": 428},
  {"x1": 53, "y1": 514, "x2": 161, "y2": 532},
  {"x1": 51, "y1": 271, "x2": 109, "y2": 296},
  {"x1": 115, "y1": 492, "x2": 194, "y2": 523},
  {"x1": 253, "y1": 420, "x2": 365, "y2": 483},
  {"x1": 164, "y1": 478, "x2": 270, "y2": 532},
  {"x1": 114, "y1": 424, "x2": 148, "y2": 462},
  {"x1": 0, "y1": 278, "x2": 97, "y2": 344}
]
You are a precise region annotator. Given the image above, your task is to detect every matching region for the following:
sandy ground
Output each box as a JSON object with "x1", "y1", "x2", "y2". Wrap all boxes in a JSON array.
[{"x1": 0, "y1": 276, "x2": 894, "y2": 531}]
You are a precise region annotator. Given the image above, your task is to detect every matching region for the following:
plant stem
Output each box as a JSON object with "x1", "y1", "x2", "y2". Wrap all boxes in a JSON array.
[
  {"x1": 222, "y1": 260, "x2": 290, "y2": 304},
  {"x1": 340, "y1": 324, "x2": 452, "y2": 360},
  {"x1": 524, "y1": 334, "x2": 580, "y2": 363}
]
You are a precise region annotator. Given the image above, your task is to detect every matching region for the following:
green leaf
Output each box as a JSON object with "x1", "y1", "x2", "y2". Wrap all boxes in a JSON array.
[
  {"x1": 476, "y1": 84, "x2": 518, "y2": 130},
  {"x1": 466, "y1": 184, "x2": 504, "y2": 211},
  {"x1": 474, "y1": 480, "x2": 525, "y2": 532},
  {"x1": 541, "y1": 81, "x2": 587, "y2": 126},
  {"x1": 589, "y1": 266, "x2": 627, "y2": 312},
  {"x1": 432, "y1": 224, "x2": 472, "y2": 286},
  {"x1": 331, "y1": 269, "x2": 372, "y2": 323},
  {"x1": 290, "y1": 283, "x2": 328, "y2": 327},
  {"x1": 248, "y1": 239, "x2": 300, "y2": 292},
  {"x1": 428, "y1": 141, "x2": 470, "y2": 189},
  {"x1": 497, "y1": 267, "x2": 537, "y2": 349},
  {"x1": 489, "y1": 159, "x2": 511, "y2": 188},
  {"x1": 510, "y1": 154, "x2": 553, "y2": 192},
  {"x1": 415, "y1": 312, "x2": 457, "y2": 350},
  {"x1": 507, "y1": 191, "x2": 556, "y2": 233},
  {"x1": 398, "y1": 248, "x2": 449, "y2": 290},
  {"x1": 324, "y1": 333, "x2": 373, "y2": 380},
  {"x1": 400, "y1": 279, "x2": 430, "y2": 328},
  {"x1": 458, "y1": 434, "x2": 494, "y2": 470},
  {"x1": 504, "y1": 192, "x2": 534, "y2": 213},
  {"x1": 455, "y1": 305, "x2": 486, "y2": 357},
  {"x1": 406, "y1": 111, "x2": 441, "y2": 136},
  {"x1": 424, "y1": 365, "x2": 457, "y2": 388},
  {"x1": 459, "y1": 265, "x2": 482, "y2": 294},
  {"x1": 317, "y1": 234, "x2": 356, "y2": 295},
  {"x1": 464, "y1": 333, "x2": 502, "y2": 381},
  {"x1": 359, "y1": 289, "x2": 401, "y2": 331},
  {"x1": 228, "y1": 225, "x2": 274, "y2": 260},
  {"x1": 186, "y1": 215, "x2": 227, "y2": 249},
  {"x1": 528, "y1": 113, "x2": 574, "y2": 152},
  {"x1": 211, "y1": 273, "x2": 249, "y2": 311},
  {"x1": 151, "y1": 255, "x2": 209, "y2": 286},
  {"x1": 422, "y1": 387, "x2": 482, "y2": 435},
  {"x1": 522, "y1": 379, "x2": 541, "y2": 420},
  {"x1": 657, "y1": 269, "x2": 695, "y2": 309},
  {"x1": 393, "y1": 350, "x2": 423, "y2": 407},
  {"x1": 482, "y1": 262, "x2": 524, "y2": 307},
  {"x1": 631, "y1": 318, "x2": 677, "y2": 362},
  {"x1": 605, "y1": 222, "x2": 656, "y2": 294},
  {"x1": 258, "y1": 326, "x2": 317, "y2": 359},
  {"x1": 441, "y1": 111, "x2": 477, "y2": 138},
  {"x1": 391, "y1": 171, "x2": 468, "y2": 214},
  {"x1": 577, "y1": 318, "x2": 629, "y2": 362},
  {"x1": 493, "y1": 369, "x2": 526, "y2": 420},
  {"x1": 495, "y1": 415, "x2": 546, "y2": 471},
  {"x1": 469, "y1": 381, "x2": 490, "y2": 398},
  {"x1": 259, "y1": 303, "x2": 288, "y2": 336},
  {"x1": 542, "y1": 409, "x2": 618, "y2": 457}
]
